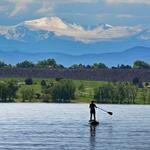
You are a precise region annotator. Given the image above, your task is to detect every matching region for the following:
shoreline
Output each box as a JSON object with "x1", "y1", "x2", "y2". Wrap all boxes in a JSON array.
[{"x1": 0, "y1": 102, "x2": 150, "y2": 105}]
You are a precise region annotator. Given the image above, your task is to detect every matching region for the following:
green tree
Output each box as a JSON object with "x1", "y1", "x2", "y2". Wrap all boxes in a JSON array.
[
  {"x1": 0, "y1": 81, "x2": 18, "y2": 102},
  {"x1": 16, "y1": 60, "x2": 34, "y2": 68},
  {"x1": 94, "y1": 82, "x2": 138, "y2": 104},
  {"x1": 36, "y1": 58, "x2": 57, "y2": 68},
  {"x1": 92, "y1": 63, "x2": 108, "y2": 69},
  {"x1": 133, "y1": 60, "x2": 150, "y2": 69},
  {"x1": 0, "y1": 61, "x2": 8, "y2": 68},
  {"x1": 7, "y1": 81, "x2": 18, "y2": 102},
  {"x1": 51, "y1": 79, "x2": 76, "y2": 103},
  {"x1": 132, "y1": 77, "x2": 139, "y2": 86},
  {"x1": 94, "y1": 84, "x2": 114, "y2": 103},
  {"x1": 69, "y1": 64, "x2": 86, "y2": 69},
  {"x1": 0, "y1": 82, "x2": 7, "y2": 102}
]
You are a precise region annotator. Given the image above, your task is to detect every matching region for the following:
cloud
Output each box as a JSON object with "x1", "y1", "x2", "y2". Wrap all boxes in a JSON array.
[
  {"x1": 116, "y1": 14, "x2": 134, "y2": 19},
  {"x1": 106, "y1": 0, "x2": 150, "y2": 4},
  {"x1": 10, "y1": 1, "x2": 31, "y2": 17},
  {"x1": 24, "y1": 17, "x2": 142, "y2": 43},
  {"x1": 57, "y1": 0, "x2": 98, "y2": 3},
  {"x1": 1, "y1": 0, "x2": 97, "y2": 17},
  {"x1": 37, "y1": 0, "x2": 53, "y2": 15}
]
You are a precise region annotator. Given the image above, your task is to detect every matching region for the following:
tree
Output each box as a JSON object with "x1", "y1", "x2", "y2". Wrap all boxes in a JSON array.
[
  {"x1": 51, "y1": 79, "x2": 76, "y2": 103},
  {"x1": 7, "y1": 81, "x2": 18, "y2": 102},
  {"x1": 0, "y1": 82, "x2": 8, "y2": 102},
  {"x1": 132, "y1": 77, "x2": 139, "y2": 86},
  {"x1": 0, "y1": 81, "x2": 18, "y2": 102},
  {"x1": 41, "y1": 80, "x2": 47, "y2": 86},
  {"x1": 16, "y1": 60, "x2": 34, "y2": 68},
  {"x1": 94, "y1": 84, "x2": 114, "y2": 103},
  {"x1": 133, "y1": 60, "x2": 150, "y2": 69},
  {"x1": 94, "y1": 82, "x2": 138, "y2": 104},
  {"x1": 36, "y1": 58, "x2": 57, "y2": 68},
  {"x1": 0, "y1": 61, "x2": 8, "y2": 68},
  {"x1": 69, "y1": 64, "x2": 86, "y2": 69},
  {"x1": 92, "y1": 63, "x2": 108, "y2": 69}
]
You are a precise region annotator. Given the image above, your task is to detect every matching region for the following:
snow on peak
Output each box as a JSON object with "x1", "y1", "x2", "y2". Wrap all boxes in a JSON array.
[
  {"x1": 24, "y1": 17, "x2": 68, "y2": 30},
  {"x1": 0, "y1": 16, "x2": 144, "y2": 43}
]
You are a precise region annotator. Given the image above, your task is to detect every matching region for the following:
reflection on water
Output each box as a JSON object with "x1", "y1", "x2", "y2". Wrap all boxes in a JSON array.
[
  {"x1": 90, "y1": 125, "x2": 96, "y2": 150},
  {"x1": 0, "y1": 104, "x2": 150, "y2": 150}
]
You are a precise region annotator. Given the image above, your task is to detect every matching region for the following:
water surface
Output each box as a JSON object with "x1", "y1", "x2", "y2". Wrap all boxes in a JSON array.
[{"x1": 0, "y1": 104, "x2": 150, "y2": 150}]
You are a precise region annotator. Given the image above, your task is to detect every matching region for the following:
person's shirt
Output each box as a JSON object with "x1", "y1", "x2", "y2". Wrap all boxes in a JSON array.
[{"x1": 89, "y1": 103, "x2": 97, "y2": 111}]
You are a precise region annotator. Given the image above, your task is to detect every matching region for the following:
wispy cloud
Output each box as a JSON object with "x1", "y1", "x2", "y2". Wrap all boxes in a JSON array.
[
  {"x1": 116, "y1": 14, "x2": 135, "y2": 19},
  {"x1": 0, "y1": 0, "x2": 98, "y2": 17},
  {"x1": 10, "y1": 1, "x2": 31, "y2": 17},
  {"x1": 106, "y1": 0, "x2": 150, "y2": 4},
  {"x1": 37, "y1": 0, "x2": 53, "y2": 15}
]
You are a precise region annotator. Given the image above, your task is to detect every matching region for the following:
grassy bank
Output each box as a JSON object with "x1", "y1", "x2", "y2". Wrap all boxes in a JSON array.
[{"x1": 0, "y1": 77, "x2": 150, "y2": 104}]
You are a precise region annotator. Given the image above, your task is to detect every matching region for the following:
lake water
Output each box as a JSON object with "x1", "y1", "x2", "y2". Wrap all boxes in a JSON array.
[{"x1": 0, "y1": 104, "x2": 150, "y2": 150}]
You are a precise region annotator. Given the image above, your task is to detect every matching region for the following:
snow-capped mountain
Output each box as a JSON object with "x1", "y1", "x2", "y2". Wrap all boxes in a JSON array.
[
  {"x1": 0, "y1": 17, "x2": 143, "y2": 42},
  {"x1": 0, "y1": 17, "x2": 150, "y2": 55}
]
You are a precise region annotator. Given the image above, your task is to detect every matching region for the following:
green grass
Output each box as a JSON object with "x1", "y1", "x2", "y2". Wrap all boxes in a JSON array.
[
  {"x1": 0, "y1": 77, "x2": 149, "y2": 104},
  {"x1": 73, "y1": 80, "x2": 103, "y2": 103},
  {"x1": 0, "y1": 77, "x2": 105, "y2": 103}
]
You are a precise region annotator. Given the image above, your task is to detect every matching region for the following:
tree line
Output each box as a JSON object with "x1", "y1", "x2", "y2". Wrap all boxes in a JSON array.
[
  {"x1": 94, "y1": 83, "x2": 138, "y2": 104},
  {"x1": 0, "y1": 59, "x2": 150, "y2": 69},
  {"x1": 0, "y1": 78, "x2": 149, "y2": 104}
]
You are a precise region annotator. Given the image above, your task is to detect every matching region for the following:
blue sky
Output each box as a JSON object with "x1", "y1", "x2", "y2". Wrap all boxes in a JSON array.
[{"x1": 0, "y1": 0, "x2": 150, "y2": 27}]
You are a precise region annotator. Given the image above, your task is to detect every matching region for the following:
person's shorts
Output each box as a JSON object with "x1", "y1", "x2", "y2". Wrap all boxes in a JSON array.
[{"x1": 90, "y1": 110, "x2": 95, "y2": 114}]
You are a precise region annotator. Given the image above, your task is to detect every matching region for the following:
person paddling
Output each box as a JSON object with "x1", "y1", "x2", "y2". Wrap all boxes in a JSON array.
[{"x1": 89, "y1": 101, "x2": 97, "y2": 121}]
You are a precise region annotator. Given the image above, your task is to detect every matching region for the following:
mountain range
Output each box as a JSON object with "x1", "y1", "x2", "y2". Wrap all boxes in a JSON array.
[
  {"x1": 0, "y1": 17, "x2": 150, "y2": 54},
  {"x1": 0, "y1": 46, "x2": 150, "y2": 67},
  {"x1": 0, "y1": 17, "x2": 150, "y2": 66}
]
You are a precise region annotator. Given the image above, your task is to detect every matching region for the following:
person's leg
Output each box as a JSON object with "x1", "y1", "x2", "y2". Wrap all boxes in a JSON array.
[
  {"x1": 90, "y1": 112, "x2": 92, "y2": 120},
  {"x1": 94, "y1": 112, "x2": 96, "y2": 121}
]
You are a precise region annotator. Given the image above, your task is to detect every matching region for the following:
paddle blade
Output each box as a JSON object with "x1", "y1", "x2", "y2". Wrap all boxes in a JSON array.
[{"x1": 108, "y1": 112, "x2": 113, "y2": 115}]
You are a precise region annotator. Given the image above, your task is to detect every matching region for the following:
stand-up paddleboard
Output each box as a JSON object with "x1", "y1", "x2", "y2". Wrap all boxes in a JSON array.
[{"x1": 89, "y1": 120, "x2": 99, "y2": 125}]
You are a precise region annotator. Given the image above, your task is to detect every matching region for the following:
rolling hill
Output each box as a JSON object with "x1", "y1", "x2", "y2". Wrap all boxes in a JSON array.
[{"x1": 0, "y1": 46, "x2": 149, "y2": 67}]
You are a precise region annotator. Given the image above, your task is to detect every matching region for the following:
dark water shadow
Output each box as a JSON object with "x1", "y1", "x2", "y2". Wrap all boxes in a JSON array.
[
  {"x1": 90, "y1": 125, "x2": 97, "y2": 150},
  {"x1": 89, "y1": 123, "x2": 114, "y2": 150}
]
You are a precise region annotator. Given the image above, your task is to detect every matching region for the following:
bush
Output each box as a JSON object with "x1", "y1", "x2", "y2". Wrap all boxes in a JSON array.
[
  {"x1": 41, "y1": 80, "x2": 47, "y2": 86},
  {"x1": 25, "y1": 78, "x2": 33, "y2": 85},
  {"x1": 20, "y1": 88, "x2": 35, "y2": 102}
]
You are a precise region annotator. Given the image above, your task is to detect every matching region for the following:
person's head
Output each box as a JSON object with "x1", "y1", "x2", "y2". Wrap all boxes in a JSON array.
[{"x1": 91, "y1": 100, "x2": 95, "y2": 104}]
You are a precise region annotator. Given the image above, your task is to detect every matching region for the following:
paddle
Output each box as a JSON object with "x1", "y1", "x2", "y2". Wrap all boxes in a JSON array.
[{"x1": 97, "y1": 107, "x2": 113, "y2": 115}]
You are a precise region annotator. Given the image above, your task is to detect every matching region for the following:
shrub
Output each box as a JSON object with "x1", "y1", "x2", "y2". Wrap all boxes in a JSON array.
[{"x1": 25, "y1": 78, "x2": 33, "y2": 85}]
